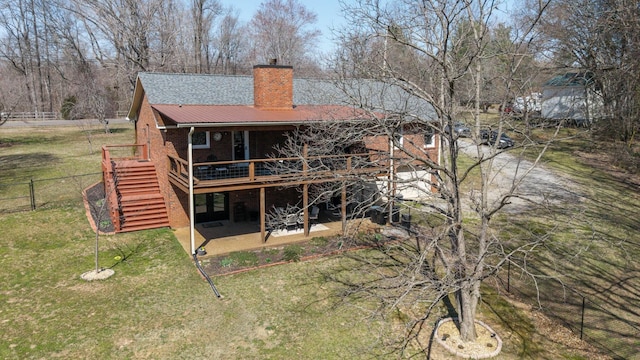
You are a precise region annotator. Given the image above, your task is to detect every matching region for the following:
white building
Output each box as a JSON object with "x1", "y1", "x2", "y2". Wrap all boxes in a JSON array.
[{"x1": 541, "y1": 72, "x2": 602, "y2": 125}]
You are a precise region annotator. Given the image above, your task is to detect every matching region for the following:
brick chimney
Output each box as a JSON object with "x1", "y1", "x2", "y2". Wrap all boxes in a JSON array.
[{"x1": 253, "y1": 61, "x2": 294, "y2": 110}]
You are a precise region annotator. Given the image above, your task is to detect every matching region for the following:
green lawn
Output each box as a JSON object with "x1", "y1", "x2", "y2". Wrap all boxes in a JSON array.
[
  {"x1": 492, "y1": 127, "x2": 640, "y2": 359},
  {"x1": 1, "y1": 124, "x2": 631, "y2": 359}
]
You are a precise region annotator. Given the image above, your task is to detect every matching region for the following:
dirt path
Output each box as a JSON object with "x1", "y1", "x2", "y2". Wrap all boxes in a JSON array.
[{"x1": 457, "y1": 140, "x2": 584, "y2": 213}]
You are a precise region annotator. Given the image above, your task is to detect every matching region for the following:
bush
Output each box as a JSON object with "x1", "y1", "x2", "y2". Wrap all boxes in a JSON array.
[
  {"x1": 309, "y1": 236, "x2": 328, "y2": 247},
  {"x1": 61, "y1": 96, "x2": 77, "y2": 120},
  {"x1": 228, "y1": 251, "x2": 259, "y2": 266},
  {"x1": 282, "y1": 244, "x2": 303, "y2": 262}
]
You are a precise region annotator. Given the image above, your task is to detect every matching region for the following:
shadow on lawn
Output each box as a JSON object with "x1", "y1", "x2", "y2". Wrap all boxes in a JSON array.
[{"x1": 0, "y1": 153, "x2": 60, "y2": 181}]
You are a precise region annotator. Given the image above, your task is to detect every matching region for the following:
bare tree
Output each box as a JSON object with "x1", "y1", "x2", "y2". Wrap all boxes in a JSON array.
[
  {"x1": 212, "y1": 9, "x2": 249, "y2": 74},
  {"x1": 274, "y1": 0, "x2": 557, "y2": 351},
  {"x1": 72, "y1": 0, "x2": 171, "y2": 84},
  {"x1": 249, "y1": 0, "x2": 321, "y2": 66},
  {"x1": 191, "y1": 0, "x2": 222, "y2": 73},
  {"x1": 0, "y1": 0, "x2": 57, "y2": 112}
]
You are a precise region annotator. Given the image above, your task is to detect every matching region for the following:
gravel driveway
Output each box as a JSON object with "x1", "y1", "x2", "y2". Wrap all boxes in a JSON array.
[{"x1": 457, "y1": 140, "x2": 583, "y2": 214}]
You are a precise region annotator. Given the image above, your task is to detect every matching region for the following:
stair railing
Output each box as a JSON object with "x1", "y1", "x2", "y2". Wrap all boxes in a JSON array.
[{"x1": 102, "y1": 146, "x2": 122, "y2": 232}]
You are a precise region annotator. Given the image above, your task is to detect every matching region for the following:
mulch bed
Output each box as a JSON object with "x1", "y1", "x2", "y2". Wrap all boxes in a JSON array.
[
  {"x1": 83, "y1": 182, "x2": 115, "y2": 234},
  {"x1": 202, "y1": 227, "x2": 409, "y2": 276}
]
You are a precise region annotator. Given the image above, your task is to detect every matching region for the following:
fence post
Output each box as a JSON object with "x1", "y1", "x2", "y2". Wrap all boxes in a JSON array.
[
  {"x1": 29, "y1": 179, "x2": 36, "y2": 210},
  {"x1": 580, "y1": 296, "x2": 586, "y2": 340}
]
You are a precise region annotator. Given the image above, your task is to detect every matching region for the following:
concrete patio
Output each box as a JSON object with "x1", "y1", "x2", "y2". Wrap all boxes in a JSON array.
[{"x1": 173, "y1": 219, "x2": 346, "y2": 257}]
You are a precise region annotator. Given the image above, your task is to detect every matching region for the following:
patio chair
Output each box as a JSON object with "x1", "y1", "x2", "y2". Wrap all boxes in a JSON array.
[
  {"x1": 206, "y1": 154, "x2": 218, "y2": 162},
  {"x1": 309, "y1": 205, "x2": 320, "y2": 222},
  {"x1": 325, "y1": 201, "x2": 339, "y2": 215},
  {"x1": 285, "y1": 213, "x2": 300, "y2": 231},
  {"x1": 307, "y1": 205, "x2": 320, "y2": 231}
]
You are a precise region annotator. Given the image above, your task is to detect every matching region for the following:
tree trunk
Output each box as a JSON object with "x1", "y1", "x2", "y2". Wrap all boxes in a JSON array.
[{"x1": 457, "y1": 286, "x2": 479, "y2": 342}]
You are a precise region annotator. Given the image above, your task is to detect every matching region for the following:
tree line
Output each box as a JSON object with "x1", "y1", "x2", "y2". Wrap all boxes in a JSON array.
[
  {"x1": 0, "y1": 0, "x2": 638, "y2": 148},
  {"x1": 0, "y1": 0, "x2": 324, "y2": 120}
]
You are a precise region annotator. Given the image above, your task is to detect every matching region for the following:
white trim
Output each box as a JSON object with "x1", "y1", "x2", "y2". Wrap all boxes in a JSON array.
[{"x1": 192, "y1": 131, "x2": 210, "y2": 149}]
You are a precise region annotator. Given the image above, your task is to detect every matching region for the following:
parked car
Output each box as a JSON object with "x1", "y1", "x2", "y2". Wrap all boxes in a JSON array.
[
  {"x1": 480, "y1": 130, "x2": 514, "y2": 149},
  {"x1": 444, "y1": 122, "x2": 471, "y2": 137}
]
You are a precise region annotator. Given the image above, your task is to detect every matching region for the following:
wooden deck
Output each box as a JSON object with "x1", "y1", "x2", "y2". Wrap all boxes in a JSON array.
[{"x1": 168, "y1": 154, "x2": 387, "y2": 193}]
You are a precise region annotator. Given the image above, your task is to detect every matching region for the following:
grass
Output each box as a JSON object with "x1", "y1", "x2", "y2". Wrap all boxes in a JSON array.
[
  {"x1": 1, "y1": 123, "x2": 635, "y2": 359},
  {"x1": 0, "y1": 206, "x2": 392, "y2": 359},
  {"x1": 420, "y1": 119, "x2": 639, "y2": 358},
  {"x1": 0, "y1": 123, "x2": 135, "y2": 212},
  {"x1": 489, "y1": 127, "x2": 640, "y2": 359}
]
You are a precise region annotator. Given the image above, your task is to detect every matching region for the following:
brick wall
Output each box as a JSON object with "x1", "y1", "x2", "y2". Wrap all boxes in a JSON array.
[{"x1": 253, "y1": 65, "x2": 294, "y2": 110}]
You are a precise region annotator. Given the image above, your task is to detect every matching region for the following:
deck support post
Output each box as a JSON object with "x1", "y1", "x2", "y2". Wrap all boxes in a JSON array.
[
  {"x1": 303, "y1": 183, "x2": 309, "y2": 236},
  {"x1": 260, "y1": 187, "x2": 266, "y2": 242},
  {"x1": 303, "y1": 143, "x2": 309, "y2": 236},
  {"x1": 341, "y1": 182, "x2": 347, "y2": 233}
]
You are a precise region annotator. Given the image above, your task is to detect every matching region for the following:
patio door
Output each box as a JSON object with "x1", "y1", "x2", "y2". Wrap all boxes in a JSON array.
[
  {"x1": 194, "y1": 192, "x2": 229, "y2": 223},
  {"x1": 232, "y1": 130, "x2": 249, "y2": 165}
]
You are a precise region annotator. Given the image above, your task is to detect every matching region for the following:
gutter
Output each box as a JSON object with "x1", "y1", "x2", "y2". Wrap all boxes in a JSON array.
[{"x1": 173, "y1": 120, "x2": 329, "y2": 128}]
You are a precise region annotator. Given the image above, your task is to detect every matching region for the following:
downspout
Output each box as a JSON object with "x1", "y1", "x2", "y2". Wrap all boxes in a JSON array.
[
  {"x1": 188, "y1": 127, "x2": 195, "y2": 255},
  {"x1": 187, "y1": 127, "x2": 221, "y2": 298}
]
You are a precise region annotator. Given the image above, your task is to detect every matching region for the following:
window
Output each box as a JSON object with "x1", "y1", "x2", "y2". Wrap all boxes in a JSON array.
[
  {"x1": 393, "y1": 128, "x2": 404, "y2": 148},
  {"x1": 193, "y1": 131, "x2": 210, "y2": 149},
  {"x1": 424, "y1": 128, "x2": 435, "y2": 148}
]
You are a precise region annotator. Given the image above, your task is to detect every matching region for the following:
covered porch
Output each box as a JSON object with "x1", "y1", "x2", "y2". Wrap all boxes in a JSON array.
[{"x1": 173, "y1": 218, "x2": 347, "y2": 257}]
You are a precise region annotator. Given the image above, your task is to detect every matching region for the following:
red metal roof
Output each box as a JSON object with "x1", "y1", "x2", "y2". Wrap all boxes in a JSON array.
[{"x1": 151, "y1": 104, "x2": 374, "y2": 125}]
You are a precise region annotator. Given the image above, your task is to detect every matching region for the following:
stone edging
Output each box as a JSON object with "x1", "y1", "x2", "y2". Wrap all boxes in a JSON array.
[{"x1": 434, "y1": 317, "x2": 503, "y2": 359}]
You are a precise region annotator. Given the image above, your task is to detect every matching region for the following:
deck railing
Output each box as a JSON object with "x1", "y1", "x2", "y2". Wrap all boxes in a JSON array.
[{"x1": 168, "y1": 153, "x2": 387, "y2": 189}]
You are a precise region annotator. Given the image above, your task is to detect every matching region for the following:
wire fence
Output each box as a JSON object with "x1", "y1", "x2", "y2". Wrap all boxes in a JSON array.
[
  {"x1": 496, "y1": 262, "x2": 640, "y2": 359},
  {"x1": 0, "y1": 173, "x2": 102, "y2": 213}
]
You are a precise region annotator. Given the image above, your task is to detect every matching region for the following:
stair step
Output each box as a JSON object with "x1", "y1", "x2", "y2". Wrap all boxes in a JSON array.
[
  {"x1": 115, "y1": 169, "x2": 156, "y2": 175},
  {"x1": 121, "y1": 208, "x2": 168, "y2": 217},
  {"x1": 120, "y1": 199, "x2": 165, "y2": 210},
  {"x1": 118, "y1": 186, "x2": 161, "y2": 194},
  {"x1": 106, "y1": 159, "x2": 170, "y2": 233},
  {"x1": 120, "y1": 193, "x2": 164, "y2": 201},
  {"x1": 117, "y1": 178, "x2": 159, "y2": 183},
  {"x1": 120, "y1": 219, "x2": 170, "y2": 232},
  {"x1": 116, "y1": 174, "x2": 159, "y2": 180}
]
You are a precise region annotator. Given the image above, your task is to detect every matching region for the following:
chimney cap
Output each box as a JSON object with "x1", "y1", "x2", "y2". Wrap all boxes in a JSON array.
[
  {"x1": 253, "y1": 63, "x2": 293, "y2": 69},
  {"x1": 269, "y1": 58, "x2": 277, "y2": 65}
]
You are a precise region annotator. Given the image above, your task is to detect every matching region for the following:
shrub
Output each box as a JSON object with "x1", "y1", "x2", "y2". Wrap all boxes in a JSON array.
[
  {"x1": 228, "y1": 251, "x2": 259, "y2": 267},
  {"x1": 282, "y1": 244, "x2": 303, "y2": 262},
  {"x1": 61, "y1": 95, "x2": 77, "y2": 120},
  {"x1": 309, "y1": 236, "x2": 328, "y2": 247},
  {"x1": 220, "y1": 258, "x2": 233, "y2": 267}
]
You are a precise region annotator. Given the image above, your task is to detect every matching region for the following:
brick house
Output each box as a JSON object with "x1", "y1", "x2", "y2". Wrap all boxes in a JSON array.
[{"x1": 102, "y1": 64, "x2": 439, "y2": 254}]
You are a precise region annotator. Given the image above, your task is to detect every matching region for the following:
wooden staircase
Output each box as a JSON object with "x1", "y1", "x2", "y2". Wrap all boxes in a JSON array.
[{"x1": 107, "y1": 159, "x2": 170, "y2": 233}]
